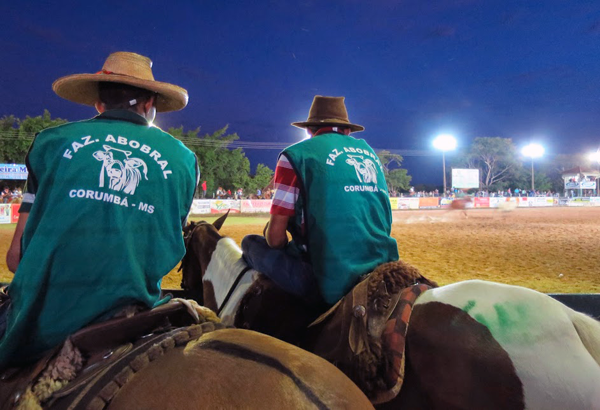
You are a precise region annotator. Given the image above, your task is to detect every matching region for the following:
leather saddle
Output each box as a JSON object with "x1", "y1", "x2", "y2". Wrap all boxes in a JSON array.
[
  {"x1": 303, "y1": 260, "x2": 437, "y2": 404},
  {"x1": 0, "y1": 300, "x2": 199, "y2": 409}
]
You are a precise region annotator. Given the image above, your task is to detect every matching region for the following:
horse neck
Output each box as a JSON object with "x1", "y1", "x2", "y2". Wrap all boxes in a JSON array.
[{"x1": 204, "y1": 237, "x2": 249, "y2": 311}]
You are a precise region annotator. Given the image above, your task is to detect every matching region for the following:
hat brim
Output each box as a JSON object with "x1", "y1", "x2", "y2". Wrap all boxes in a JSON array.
[
  {"x1": 291, "y1": 120, "x2": 364, "y2": 133},
  {"x1": 52, "y1": 73, "x2": 188, "y2": 112}
]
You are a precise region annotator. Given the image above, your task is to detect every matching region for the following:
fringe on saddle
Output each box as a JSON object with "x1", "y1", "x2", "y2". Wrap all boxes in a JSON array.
[
  {"x1": 5, "y1": 299, "x2": 221, "y2": 410},
  {"x1": 305, "y1": 260, "x2": 438, "y2": 405}
]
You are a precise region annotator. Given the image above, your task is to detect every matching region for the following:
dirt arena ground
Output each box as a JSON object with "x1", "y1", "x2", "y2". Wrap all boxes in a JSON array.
[{"x1": 1, "y1": 206, "x2": 599, "y2": 293}]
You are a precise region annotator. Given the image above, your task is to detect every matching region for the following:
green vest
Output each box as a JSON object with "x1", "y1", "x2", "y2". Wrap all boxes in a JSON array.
[
  {"x1": 0, "y1": 111, "x2": 198, "y2": 367},
  {"x1": 283, "y1": 133, "x2": 399, "y2": 305}
]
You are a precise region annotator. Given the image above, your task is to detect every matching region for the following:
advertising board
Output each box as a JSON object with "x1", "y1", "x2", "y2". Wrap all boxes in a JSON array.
[
  {"x1": 473, "y1": 197, "x2": 490, "y2": 208},
  {"x1": 0, "y1": 204, "x2": 11, "y2": 224},
  {"x1": 11, "y1": 204, "x2": 20, "y2": 223},
  {"x1": 418, "y1": 197, "x2": 440, "y2": 209},
  {"x1": 389, "y1": 197, "x2": 398, "y2": 210},
  {"x1": 439, "y1": 198, "x2": 453, "y2": 208},
  {"x1": 452, "y1": 169, "x2": 479, "y2": 189},
  {"x1": 190, "y1": 199, "x2": 211, "y2": 215},
  {"x1": 210, "y1": 199, "x2": 241, "y2": 213},
  {"x1": 241, "y1": 199, "x2": 272, "y2": 213},
  {"x1": 396, "y1": 198, "x2": 420, "y2": 210},
  {"x1": 0, "y1": 164, "x2": 28, "y2": 180}
]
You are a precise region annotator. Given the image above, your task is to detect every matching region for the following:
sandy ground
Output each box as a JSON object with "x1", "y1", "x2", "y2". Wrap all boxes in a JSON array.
[{"x1": 2, "y1": 206, "x2": 599, "y2": 293}]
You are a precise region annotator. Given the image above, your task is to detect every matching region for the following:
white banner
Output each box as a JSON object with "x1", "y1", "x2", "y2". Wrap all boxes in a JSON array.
[
  {"x1": 397, "y1": 198, "x2": 420, "y2": 210},
  {"x1": 210, "y1": 199, "x2": 241, "y2": 213},
  {"x1": 0, "y1": 204, "x2": 11, "y2": 223},
  {"x1": 190, "y1": 199, "x2": 211, "y2": 215},
  {"x1": 452, "y1": 169, "x2": 479, "y2": 189},
  {"x1": 241, "y1": 199, "x2": 272, "y2": 213}
]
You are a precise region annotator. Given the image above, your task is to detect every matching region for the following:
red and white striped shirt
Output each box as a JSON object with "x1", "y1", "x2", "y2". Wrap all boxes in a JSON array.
[{"x1": 270, "y1": 154, "x2": 299, "y2": 216}]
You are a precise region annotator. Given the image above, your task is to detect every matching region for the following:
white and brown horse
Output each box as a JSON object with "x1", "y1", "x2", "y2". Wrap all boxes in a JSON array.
[{"x1": 182, "y1": 213, "x2": 600, "y2": 409}]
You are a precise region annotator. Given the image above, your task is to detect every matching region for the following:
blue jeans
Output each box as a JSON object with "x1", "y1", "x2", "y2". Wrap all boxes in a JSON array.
[{"x1": 241, "y1": 235, "x2": 323, "y2": 305}]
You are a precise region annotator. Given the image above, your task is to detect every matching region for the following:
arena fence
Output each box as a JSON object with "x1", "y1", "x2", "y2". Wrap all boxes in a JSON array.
[{"x1": 1, "y1": 196, "x2": 599, "y2": 224}]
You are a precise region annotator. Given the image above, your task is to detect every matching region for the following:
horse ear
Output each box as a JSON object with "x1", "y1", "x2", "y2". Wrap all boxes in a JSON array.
[{"x1": 213, "y1": 209, "x2": 230, "y2": 231}]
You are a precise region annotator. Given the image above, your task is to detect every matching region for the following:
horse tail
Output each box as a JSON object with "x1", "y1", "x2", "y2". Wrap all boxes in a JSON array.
[{"x1": 566, "y1": 308, "x2": 600, "y2": 366}]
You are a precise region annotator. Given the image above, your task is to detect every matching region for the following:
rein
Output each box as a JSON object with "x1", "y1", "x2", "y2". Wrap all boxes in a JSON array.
[{"x1": 217, "y1": 266, "x2": 252, "y2": 316}]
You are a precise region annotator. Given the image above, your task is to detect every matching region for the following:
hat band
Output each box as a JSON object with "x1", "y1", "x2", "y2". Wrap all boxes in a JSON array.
[{"x1": 95, "y1": 70, "x2": 114, "y2": 75}]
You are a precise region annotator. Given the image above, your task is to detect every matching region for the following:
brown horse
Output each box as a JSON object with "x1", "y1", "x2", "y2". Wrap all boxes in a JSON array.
[
  {"x1": 448, "y1": 196, "x2": 472, "y2": 218},
  {"x1": 3, "y1": 306, "x2": 372, "y2": 409},
  {"x1": 102, "y1": 328, "x2": 373, "y2": 410},
  {"x1": 182, "y1": 214, "x2": 600, "y2": 409}
]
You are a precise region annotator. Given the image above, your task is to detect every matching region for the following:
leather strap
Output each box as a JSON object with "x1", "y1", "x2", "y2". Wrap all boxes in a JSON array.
[{"x1": 217, "y1": 267, "x2": 252, "y2": 316}]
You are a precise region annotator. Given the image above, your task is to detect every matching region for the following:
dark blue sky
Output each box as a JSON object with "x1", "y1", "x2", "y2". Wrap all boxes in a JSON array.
[{"x1": 2, "y1": 1, "x2": 600, "y2": 184}]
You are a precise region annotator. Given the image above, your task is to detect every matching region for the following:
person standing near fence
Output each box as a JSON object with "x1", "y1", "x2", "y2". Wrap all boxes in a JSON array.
[
  {"x1": 201, "y1": 180, "x2": 207, "y2": 198},
  {"x1": 1, "y1": 51, "x2": 199, "y2": 368},
  {"x1": 242, "y1": 96, "x2": 398, "y2": 306}
]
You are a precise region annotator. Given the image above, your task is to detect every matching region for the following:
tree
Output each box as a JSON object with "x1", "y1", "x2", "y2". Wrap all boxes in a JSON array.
[
  {"x1": 455, "y1": 137, "x2": 520, "y2": 190},
  {"x1": 169, "y1": 125, "x2": 275, "y2": 197},
  {"x1": 376, "y1": 150, "x2": 412, "y2": 193},
  {"x1": 247, "y1": 163, "x2": 274, "y2": 194},
  {"x1": 386, "y1": 168, "x2": 412, "y2": 192},
  {"x1": 0, "y1": 110, "x2": 67, "y2": 163}
]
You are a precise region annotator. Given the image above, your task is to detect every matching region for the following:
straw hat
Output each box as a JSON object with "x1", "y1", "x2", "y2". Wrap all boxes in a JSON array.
[
  {"x1": 52, "y1": 52, "x2": 188, "y2": 112},
  {"x1": 291, "y1": 96, "x2": 364, "y2": 132}
]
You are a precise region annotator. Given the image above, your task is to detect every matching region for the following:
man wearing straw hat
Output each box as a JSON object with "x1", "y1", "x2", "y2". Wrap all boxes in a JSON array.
[
  {"x1": 1, "y1": 52, "x2": 198, "y2": 367},
  {"x1": 242, "y1": 96, "x2": 398, "y2": 307}
]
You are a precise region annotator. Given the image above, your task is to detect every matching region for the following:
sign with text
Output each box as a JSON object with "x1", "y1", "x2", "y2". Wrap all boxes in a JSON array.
[
  {"x1": 210, "y1": 200, "x2": 241, "y2": 213},
  {"x1": 190, "y1": 199, "x2": 211, "y2": 215},
  {"x1": 452, "y1": 169, "x2": 479, "y2": 189},
  {"x1": 241, "y1": 199, "x2": 272, "y2": 213},
  {"x1": 0, "y1": 164, "x2": 28, "y2": 180}
]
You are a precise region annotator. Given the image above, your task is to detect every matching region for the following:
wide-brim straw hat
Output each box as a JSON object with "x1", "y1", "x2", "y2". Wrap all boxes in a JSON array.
[
  {"x1": 291, "y1": 96, "x2": 364, "y2": 132},
  {"x1": 52, "y1": 52, "x2": 188, "y2": 112}
]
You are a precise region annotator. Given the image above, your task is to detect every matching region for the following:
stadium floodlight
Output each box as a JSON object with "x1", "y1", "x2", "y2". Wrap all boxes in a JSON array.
[
  {"x1": 433, "y1": 134, "x2": 457, "y2": 196},
  {"x1": 521, "y1": 143, "x2": 545, "y2": 192}
]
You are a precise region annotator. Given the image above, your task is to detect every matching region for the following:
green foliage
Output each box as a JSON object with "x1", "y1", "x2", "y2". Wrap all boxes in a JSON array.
[
  {"x1": 386, "y1": 168, "x2": 412, "y2": 192},
  {"x1": 376, "y1": 150, "x2": 412, "y2": 193},
  {"x1": 453, "y1": 137, "x2": 520, "y2": 190},
  {"x1": 169, "y1": 124, "x2": 273, "y2": 196},
  {"x1": 0, "y1": 110, "x2": 67, "y2": 163},
  {"x1": 377, "y1": 150, "x2": 403, "y2": 173},
  {"x1": 247, "y1": 163, "x2": 274, "y2": 193}
]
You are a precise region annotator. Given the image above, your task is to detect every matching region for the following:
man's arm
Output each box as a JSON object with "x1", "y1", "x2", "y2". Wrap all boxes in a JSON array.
[
  {"x1": 266, "y1": 214, "x2": 289, "y2": 249},
  {"x1": 6, "y1": 212, "x2": 29, "y2": 273}
]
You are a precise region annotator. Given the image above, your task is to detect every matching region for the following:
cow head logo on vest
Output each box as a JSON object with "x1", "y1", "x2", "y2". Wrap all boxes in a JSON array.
[
  {"x1": 346, "y1": 155, "x2": 378, "y2": 184},
  {"x1": 93, "y1": 145, "x2": 148, "y2": 195}
]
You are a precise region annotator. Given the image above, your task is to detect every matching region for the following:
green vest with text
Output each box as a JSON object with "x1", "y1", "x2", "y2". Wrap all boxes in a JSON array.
[
  {"x1": 283, "y1": 133, "x2": 399, "y2": 305},
  {"x1": 0, "y1": 111, "x2": 198, "y2": 367}
]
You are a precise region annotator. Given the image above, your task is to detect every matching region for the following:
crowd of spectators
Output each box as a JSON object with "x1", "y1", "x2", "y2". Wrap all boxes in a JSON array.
[
  {"x1": 212, "y1": 187, "x2": 275, "y2": 200},
  {"x1": 1, "y1": 186, "x2": 23, "y2": 204},
  {"x1": 395, "y1": 187, "x2": 560, "y2": 198}
]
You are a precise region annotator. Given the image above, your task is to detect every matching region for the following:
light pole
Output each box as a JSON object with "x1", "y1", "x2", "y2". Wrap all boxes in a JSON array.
[
  {"x1": 433, "y1": 134, "x2": 457, "y2": 196},
  {"x1": 521, "y1": 143, "x2": 545, "y2": 193},
  {"x1": 589, "y1": 150, "x2": 600, "y2": 196}
]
